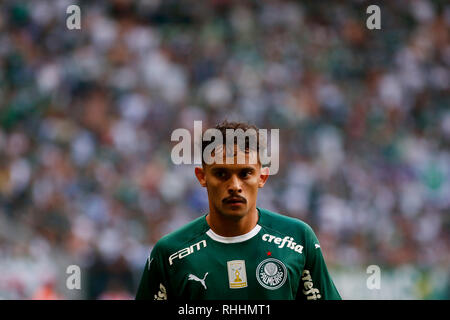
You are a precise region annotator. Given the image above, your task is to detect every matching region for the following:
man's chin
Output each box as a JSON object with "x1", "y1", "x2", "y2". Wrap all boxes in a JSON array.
[{"x1": 220, "y1": 204, "x2": 248, "y2": 219}]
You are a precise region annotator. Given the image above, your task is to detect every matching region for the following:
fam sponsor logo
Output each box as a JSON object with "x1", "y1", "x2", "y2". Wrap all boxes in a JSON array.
[
  {"x1": 262, "y1": 234, "x2": 303, "y2": 254},
  {"x1": 169, "y1": 240, "x2": 207, "y2": 266}
]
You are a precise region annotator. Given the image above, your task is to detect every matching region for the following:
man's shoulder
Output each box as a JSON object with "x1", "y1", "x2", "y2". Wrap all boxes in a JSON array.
[
  {"x1": 154, "y1": 215, "x2": 209, "y2": 253},
  {"x1": 258, "y1": 207, "x2": 315, "y2": 237}
]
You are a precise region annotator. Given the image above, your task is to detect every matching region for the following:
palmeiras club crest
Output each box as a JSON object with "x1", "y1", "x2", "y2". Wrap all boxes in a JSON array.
[{"x1": 256, "y1": 258, "x2": 287, "y2": 290}]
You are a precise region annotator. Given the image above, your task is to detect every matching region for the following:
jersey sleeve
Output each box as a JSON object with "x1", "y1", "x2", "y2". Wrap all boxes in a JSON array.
[
  {"x1": 135, "y1": 243, "x2": 170, "y2": 300},
  {"x1": 296, "y1": 225, "x2": 341, "y2": 300}
]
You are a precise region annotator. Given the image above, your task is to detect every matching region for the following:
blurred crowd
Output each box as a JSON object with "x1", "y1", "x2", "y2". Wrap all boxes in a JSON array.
[{"x1": 0, "y1": 0, "x2": 449, "y2": 299}]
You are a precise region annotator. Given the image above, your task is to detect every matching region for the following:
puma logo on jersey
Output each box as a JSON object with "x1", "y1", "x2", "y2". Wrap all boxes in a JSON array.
[
  {"x1": 188, "y1": 272, "x2": 208, "y2": 290},
  {"x1": 169, "y1": 240, "x2": 207, "y2": 265},
  {"x1": 315, "y1": 244, "x2": 320, "y2": 249}
]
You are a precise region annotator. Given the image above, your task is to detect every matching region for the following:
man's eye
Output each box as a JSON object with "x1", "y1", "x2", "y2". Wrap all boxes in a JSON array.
[
  {"x1": 241, "y1": 170, "x2": 252, "y2": 177},
  {"x1": 216, "y1": 171, "x2": 226, "y2": 178}
]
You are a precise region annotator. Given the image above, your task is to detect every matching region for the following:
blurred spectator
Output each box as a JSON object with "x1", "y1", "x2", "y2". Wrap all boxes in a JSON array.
[{"x1": 32, "y1": 278, "x2": 62, "y2": 300}]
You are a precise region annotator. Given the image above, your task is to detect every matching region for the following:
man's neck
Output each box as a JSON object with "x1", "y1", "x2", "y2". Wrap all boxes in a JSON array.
[{"x1": 206, "y1": 207, "x2": 259, "y2": 237}]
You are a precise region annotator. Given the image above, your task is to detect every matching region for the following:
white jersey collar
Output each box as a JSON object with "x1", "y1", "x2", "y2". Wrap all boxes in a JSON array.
[{"x1": 206, "y1": 224, "x2": 261, "y2": 244}]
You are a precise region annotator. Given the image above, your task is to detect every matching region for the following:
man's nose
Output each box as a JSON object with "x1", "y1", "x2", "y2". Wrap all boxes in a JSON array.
[{"x1": 227, "y1": 175, "x2": 242, "y2": 194}]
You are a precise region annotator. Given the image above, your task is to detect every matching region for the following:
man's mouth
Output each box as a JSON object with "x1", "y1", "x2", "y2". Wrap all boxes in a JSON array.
[{"x1": 223, "y1": 197, "x2": 246, "y2": 204}]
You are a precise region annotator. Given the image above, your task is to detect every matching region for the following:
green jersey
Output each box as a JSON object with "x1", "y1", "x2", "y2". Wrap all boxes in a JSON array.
[{"x1": 136, "y1": 207, "x2": 341, "y2": 300}]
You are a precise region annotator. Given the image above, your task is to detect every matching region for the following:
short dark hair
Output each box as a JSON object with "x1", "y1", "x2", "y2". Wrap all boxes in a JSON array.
[{"x1": 201, "y1": 120, "x2": 266, "y2": 166}]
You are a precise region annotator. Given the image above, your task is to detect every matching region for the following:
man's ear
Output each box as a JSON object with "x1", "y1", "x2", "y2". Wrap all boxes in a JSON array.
[
  {"x1": 194, "y1": 166, "x2": 207, "y2": 187},
  {"x1": 258, "y1": 166, "x2": 269, "y2": 188}
]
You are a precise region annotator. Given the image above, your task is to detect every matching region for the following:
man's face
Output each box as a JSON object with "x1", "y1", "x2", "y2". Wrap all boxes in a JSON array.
[{"x1": 195, "y1": 146, "x2": 269, "y2": 220}]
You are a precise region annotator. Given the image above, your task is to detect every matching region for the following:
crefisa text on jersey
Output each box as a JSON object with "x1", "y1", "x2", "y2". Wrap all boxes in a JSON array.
[
  {"x1": 262, "y1": 234, "x2": 303, "y2": 253},
  {"x1": 177, "y1": 304, "x2": 270, "y2": 317}
]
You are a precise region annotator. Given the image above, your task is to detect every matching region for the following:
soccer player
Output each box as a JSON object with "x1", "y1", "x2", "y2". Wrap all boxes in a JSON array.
[{"x1": 136, "y1": 121, "x2": 341, "y2": 300}]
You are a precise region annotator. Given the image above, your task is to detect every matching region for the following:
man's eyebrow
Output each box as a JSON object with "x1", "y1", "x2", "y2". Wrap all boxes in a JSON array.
[
  {"x1": 210, "y1": 167, "x2": 228, "y2": 172},
  {"x1": 209, "y1": 166, "x2": 225, "y2": 172},
  {"x1": 210, "y1": 166, "x2": 255, "y2": 172}
]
